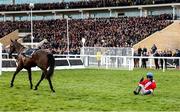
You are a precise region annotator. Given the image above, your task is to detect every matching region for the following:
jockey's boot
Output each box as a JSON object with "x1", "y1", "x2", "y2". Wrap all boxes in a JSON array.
[
  {"x1": 133, "y1": 91, "x2": 138, "y2": 95},
  {"x1": 133, "y1": 86, "x2": 142, "y2": 95}
]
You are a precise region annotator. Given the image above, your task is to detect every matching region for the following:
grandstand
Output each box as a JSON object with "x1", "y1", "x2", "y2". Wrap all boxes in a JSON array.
[{"x1": 0, "y1": 0, "x2": 179, "y2": 70}]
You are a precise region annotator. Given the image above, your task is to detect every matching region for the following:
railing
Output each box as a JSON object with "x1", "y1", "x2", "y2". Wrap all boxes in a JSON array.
[
  {"x1": 1, "y1": 53, "x2": 180, "y2": 73},
  {"x1": 1, "y1": 53, "x2": 84, "y2": 72}
]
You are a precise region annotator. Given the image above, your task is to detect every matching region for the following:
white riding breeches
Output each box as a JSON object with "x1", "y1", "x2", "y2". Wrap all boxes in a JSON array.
[{"x1": 139, "y1": 84, "x2": 153, "y2": 95}]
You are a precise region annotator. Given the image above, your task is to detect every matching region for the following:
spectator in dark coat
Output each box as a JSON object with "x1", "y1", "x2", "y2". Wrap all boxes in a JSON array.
[
  {"x1": 174, "y1": 49, "x2": 180, "y2": 69},
  {"x1": 151, "y1": 44, "x2": 157, "y2": 54},
  {"x1": 154, "y1": 51, "x2": 160, "y2": 69}
]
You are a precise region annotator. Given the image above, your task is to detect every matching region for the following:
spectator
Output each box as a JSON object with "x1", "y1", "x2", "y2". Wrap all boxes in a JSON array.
[
  {"x1": 153, "y1": 50, "x2": 160, "y2": 69},
  {"x1": 151, "y1": 44, "x2": 157, "y2": 54},
  {"x1": 173, "y1": 49, "x2": 180, "y2": 69}
]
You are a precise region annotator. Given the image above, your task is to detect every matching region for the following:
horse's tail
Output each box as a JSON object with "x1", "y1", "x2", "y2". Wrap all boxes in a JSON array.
[{"x1": 47, "y1": 53, "x2": 55, "y2": 79}]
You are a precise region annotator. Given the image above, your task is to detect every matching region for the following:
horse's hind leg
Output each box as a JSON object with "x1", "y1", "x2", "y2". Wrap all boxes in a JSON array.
[
  {"x1": 47, "y1": 77, "x2": 55, "y2": 92},
  {"x1": 34, "y1": 72, "x2": 45, "y2": 90},
  {"x1": 10, "y1": 66, "x2": 23, "y2": 87},
  {"x1": 27, "y1": 68, "x2": 33, "y2": 89}
]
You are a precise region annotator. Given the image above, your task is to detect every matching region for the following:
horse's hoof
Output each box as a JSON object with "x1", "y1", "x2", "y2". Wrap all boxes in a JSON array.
[
  {"x1": 34, "y1": 88, "x2": 38, "y2": 90},
  {"x1": 10, "y1": 84, "x2": 13, "y2": 88},
  {"x1": 52, "y1": 90, "x2": 55, "y2": 92}
]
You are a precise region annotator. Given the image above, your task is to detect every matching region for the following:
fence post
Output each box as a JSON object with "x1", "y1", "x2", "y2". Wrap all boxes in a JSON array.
[
  {"x1": 123, "y1": 57, "x2": 127, "y2": 67},
  {"x1": 106, "y1": 56, "x2": 109, "y2": 69},
  {"x1": 139, "y1": 56, "x2": 142, "y2": 68},
  {"x1": 128, "y1": 58, "x2": 131, "y2": 71},
  {"x1": 131, "y1": 57, "x2": 134, "y2": 70},
  {"x1": 150, "y1": 55, "x2": 153, "y2": 69},
  {"x1": 115, "y1": 57, "x2": 118, "y2": 68},
  {"x1": 84, "y1": 55, "x2": 89, "y2": 67},
  {"x1": 163, "y1": 58, "x2": 165, "y2": 72}
]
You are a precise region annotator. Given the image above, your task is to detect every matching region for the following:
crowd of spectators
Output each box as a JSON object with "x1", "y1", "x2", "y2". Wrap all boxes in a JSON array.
[
  {"x1": 0, "y1": 0, "x2": 179, "y2": 12},
  {"x1": 134, "y1": 45, "x2": 180, "y2": 69},
  {"x1": 0, "y1": 14, "x2": 173, "y2": 54}
]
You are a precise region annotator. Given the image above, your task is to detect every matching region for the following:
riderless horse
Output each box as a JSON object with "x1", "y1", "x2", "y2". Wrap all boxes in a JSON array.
[{"x1": 9, "y1": 40, "x2": 55, "y2": 92}]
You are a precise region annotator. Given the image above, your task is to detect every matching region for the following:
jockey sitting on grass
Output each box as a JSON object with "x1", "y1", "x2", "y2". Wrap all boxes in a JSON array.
[{"x1": 134, "y1": 72, "x2": 156, "y2": 95}]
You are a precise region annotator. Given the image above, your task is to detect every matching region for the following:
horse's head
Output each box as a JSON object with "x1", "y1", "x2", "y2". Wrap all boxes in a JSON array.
[
  {"x1": 9, "y1": 39, "x2": 22, "y2": 58},
  {"x1": 9, "y1": 40, "x2": 16, "y2": 57}
]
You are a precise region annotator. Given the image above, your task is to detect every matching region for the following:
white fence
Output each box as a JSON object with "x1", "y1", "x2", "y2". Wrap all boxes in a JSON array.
[
  {"x1": 1, "y1": 53, "x2": 134, "y2": 71},
  {"x1": 1, "y1": 53, "x2": 180, "y2": 73},
  {"x1": 0, "y1": 43, "x2": 180, "y2": 74}
]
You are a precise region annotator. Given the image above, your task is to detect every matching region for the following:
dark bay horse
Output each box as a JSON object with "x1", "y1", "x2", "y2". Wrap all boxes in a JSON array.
[{"x1": 9, "y1": 40, "x2": 55, "y2": 92}]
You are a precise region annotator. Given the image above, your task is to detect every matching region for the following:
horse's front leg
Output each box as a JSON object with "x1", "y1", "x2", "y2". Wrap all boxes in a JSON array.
[
  {"x1": 10, "y1": 66, "x2": 23, "y2": 87},
  {"x1": 27, "y1": 68, "x2": 33, "y2": 89}
]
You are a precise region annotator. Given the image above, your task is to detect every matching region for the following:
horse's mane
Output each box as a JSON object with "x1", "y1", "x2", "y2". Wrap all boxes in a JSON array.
[{"x1": 14, "y1": 41, "x2": 25, "y2": 49}]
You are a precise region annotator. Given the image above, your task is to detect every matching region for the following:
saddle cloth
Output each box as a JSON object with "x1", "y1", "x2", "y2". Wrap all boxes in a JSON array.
[{"x1": 22, "y1": 48, "x2": 38, "y2": 58}]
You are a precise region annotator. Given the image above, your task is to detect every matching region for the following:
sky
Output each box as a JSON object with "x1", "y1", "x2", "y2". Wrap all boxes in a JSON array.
[{"x1": 0, "y1": 0, "x2": 83, "y2": 4}]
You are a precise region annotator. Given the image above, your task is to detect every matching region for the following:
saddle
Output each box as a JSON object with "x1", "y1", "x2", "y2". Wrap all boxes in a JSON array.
[{"x1": 22, "y1": 48, "x2": 38, "y2": 58}]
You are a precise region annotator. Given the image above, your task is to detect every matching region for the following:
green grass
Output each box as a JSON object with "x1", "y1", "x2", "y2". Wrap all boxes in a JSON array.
[{"x1": 0, "y1": 69, "x2": 180, "y2": 111}]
